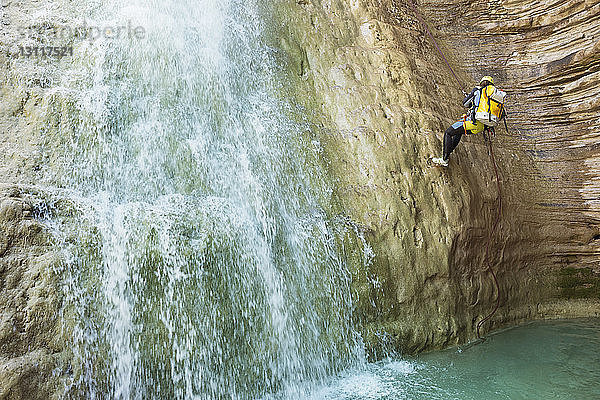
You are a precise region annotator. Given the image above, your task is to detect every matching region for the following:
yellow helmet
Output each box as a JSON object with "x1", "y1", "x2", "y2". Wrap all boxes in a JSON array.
[{"x1": 480, "y1": 76, "x2": 494, "y2": 85}]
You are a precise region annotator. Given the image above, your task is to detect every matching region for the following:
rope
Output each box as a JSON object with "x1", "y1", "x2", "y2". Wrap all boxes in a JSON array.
[
  {"x1": 406, "y1": 0, "x2": 466, "y2": 94},
  {"x1": 476, "y1": 127, "x2": 503, "y2": 339},
  {"x1": 407, "y1": 0, "x2": 505, "y2": 338}
]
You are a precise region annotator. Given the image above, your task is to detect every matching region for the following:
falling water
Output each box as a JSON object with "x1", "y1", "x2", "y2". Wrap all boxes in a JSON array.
[{"x1": 36, "y1": 0, "x2": 365, "y2": 398}]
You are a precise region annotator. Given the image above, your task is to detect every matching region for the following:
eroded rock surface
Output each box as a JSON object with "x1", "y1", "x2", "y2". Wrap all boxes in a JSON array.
[
  {"x1": 421, "y1": 0, "x2": 600, "y2": 288},
  {"x1": 0, "y1": 186, "x2": 65, "y2": 399},
  {"x1": 0, "y1": 1, "x2": 69, "y2": 396},
  {"x1": 277, "y1": 0, "x2": 600, "y2": 354}
]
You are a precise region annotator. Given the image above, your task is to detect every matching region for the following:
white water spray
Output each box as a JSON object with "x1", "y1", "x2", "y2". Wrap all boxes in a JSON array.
[{"x1": 38, "y1": 0, "x2": 366, "y2": 398}]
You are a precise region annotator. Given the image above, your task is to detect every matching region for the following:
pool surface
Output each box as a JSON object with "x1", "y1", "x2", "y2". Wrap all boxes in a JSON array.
[{"x1": 308, "y1": 318, "x2": 600, "y2": 399}]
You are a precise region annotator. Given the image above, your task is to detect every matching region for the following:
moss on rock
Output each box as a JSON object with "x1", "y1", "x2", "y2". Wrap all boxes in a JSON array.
[{"x1": 558, "y1": 267, "x2": 600, "y2": 299}]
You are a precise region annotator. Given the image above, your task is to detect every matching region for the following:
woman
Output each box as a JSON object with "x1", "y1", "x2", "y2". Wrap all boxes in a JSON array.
[{"x1": 432, "y1": 76, "x2": 494, "y2": 167}]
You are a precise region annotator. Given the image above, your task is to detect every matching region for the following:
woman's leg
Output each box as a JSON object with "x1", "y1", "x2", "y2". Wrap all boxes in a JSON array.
[{"x1": 443, "y1": 121, "x2": 466, "y2": 160}]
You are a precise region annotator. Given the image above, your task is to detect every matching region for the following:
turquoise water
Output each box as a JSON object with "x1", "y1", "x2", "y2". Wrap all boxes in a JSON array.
[{"x1": 308, "y1": 319, "x2": 600, "y2": 400}]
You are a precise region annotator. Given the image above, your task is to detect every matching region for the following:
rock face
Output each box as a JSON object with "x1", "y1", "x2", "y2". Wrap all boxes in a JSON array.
[
  {"x1": 421, "y1": 0, "x2": 600, "y2": 281},
  {"x1": 276, "y1": 0, "x2": 600, "y2": 354},
  {"x1": 0, "y1": 1, "x2": 68, "y2": 396},
  {"x1": 0, "y1": 187, "x2": 65, "y2": 399}
]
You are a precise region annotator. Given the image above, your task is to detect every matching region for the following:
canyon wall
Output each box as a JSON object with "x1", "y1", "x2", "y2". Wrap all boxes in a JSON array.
[{"x1": 277, "y1": 0, "x2": 600, "y2": 355}]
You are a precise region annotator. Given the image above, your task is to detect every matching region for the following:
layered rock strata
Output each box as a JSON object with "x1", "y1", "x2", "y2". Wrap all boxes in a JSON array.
[{"x1": 277, "y1": 0, "x2": 600, "y2": 354}]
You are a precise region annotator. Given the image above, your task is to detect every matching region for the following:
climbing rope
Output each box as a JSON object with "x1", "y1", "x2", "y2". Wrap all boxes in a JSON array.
[
  {"x1": 476, "y1": 127, "x2": 503, "y2": 339},
  {"x1": 406, "y1": 0, "x2": 466, "y2": 94},
  {"x1": 408, "y1": 0, "x2": 505, "y2": 337}
]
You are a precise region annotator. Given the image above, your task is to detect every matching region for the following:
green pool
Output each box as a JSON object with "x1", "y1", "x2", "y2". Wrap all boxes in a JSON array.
[{"x1": 308, "y1": 318, "x2": 600, "y2": 399}]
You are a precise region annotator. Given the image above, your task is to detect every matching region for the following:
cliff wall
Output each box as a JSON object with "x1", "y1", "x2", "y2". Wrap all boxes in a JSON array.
[{"x1": 277, "y1": 0, "x2": 600, "y2": 354}]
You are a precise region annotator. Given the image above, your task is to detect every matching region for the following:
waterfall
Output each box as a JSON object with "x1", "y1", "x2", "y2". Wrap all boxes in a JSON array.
[{"x1": 37, "y1": 0, "x2": 366, "y2": 398}]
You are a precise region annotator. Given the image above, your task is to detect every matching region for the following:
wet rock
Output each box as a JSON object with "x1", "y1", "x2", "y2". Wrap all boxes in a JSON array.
[
  {"x1": 0, "y1": 198, "x2": 24, "y2": 221},
  {"x1": 278, "y1": 0, "x2": 600, "y2": 354},
  {"x1": 0, "y1": 350, "x2": 61, "y2": 400},
  {"x1": 0, "y1": 191, "x2": 66, "y2": 398}
]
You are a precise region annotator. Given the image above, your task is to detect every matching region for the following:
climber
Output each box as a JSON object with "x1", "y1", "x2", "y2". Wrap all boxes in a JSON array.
[{"x1": 432, "y1": 76, "x2": 504, "y2": 167}]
